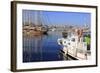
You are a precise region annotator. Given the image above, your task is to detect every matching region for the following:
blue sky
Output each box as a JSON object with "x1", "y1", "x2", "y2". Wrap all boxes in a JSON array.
[{"x1": 22, "y1": 10, "x2": 91, "y2": 27}]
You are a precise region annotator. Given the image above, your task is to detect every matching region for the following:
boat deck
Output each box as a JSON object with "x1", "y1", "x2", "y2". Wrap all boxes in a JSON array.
[{"x1": 60, "y1": 49, "x2": 91, "y2": 60}]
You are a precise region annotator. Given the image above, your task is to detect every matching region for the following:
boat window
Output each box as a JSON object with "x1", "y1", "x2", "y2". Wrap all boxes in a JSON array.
[
  {"x1": 64, "y1": 41, "x2": 66, "y2": 44},
  {"x1": 71, "y1": 38, "x2": 75, "y2": 42},
  {"x1": 59, "y1": 40, "x2": 62, "y2": 45},
  {"x1": 68, "y1": 43, "x2": 70, "y2": 45}
]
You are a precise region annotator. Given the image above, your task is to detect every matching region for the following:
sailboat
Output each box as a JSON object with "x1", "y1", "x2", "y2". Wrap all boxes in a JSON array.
[{"x1": 23, "y1": 10, "x2": 48, "y2": 36}]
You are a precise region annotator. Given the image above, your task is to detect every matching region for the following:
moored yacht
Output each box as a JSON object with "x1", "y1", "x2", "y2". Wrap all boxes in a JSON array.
[{"x1": 57, "y1": 28, "x2": 91, "y2": 60}]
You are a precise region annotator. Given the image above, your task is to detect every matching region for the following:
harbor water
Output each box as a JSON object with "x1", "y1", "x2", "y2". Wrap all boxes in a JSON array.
[{"x1": 23, "y1": 31, "x2": 72, "y2": 63}]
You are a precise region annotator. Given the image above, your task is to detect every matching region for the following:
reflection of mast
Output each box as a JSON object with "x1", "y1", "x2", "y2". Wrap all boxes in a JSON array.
[
  {"x1": 25, "y1": 36, "x2": 32, "y2": 62},
  {"x1": 39, "y1": 36, "x2": 43, "y2": 60},
  {"x1": 34, "y1": 36, "x2": 43, "y2": 61},
  {"x1": 34, "y1": 36, "x2": 42, "y2": 52},
  {"x1": 34, "y1": 37, "x2": 38, "y2": 53}
]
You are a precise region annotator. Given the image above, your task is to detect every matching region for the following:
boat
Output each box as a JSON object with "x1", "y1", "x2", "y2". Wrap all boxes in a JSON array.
[
  {"x1": 57, "y1": 28, "x2": 91, "y2": 60},
  {"x1": 23, "y1": 11, "x2": 48, "y2": 36},
  {"x1": 23, "y1": 25, "x2": 48, "y2": 36}
]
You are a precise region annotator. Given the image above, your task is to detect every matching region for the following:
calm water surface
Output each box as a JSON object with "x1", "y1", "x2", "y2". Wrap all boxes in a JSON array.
[{"x1": 23, "y1": 31, "x2": 70, "y2": 63}]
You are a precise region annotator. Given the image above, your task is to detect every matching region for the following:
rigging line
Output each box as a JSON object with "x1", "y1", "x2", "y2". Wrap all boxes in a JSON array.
[
  {"x1": 28, "y1": 10, "x2": 31, "y2": 25},
  {"x1": 25, "y1": 10, "x2": 29, "y2": 25},
  {"x1": 40, "y1": 12, "x2": 48, "y2": 26},
  {"x1": 31, "y1": 10, "x2": 35, "y2": 25},
  {"x1": 38, "y1": 11, "x2": 43, "y2": 26},
  {"x1": 34, "y1": 10, "x2": 40, "y2": 25},
  {"x1": 39, "y1": 11, "x2": 43, "y2": 25},
  {"x1": 32, "y1": 10, "x2": 37, "y2": 25},
  {"x1": 44, "y1": 13, "x2": 49, "y2": 26},
  {"x1": 30, "y1": 10, "x2": 32, "y2": 25},
  {"x1": 43, "y1": 13, "x2": 49, "y2": 25},
  {"x1": 39, "y1": 11, "x2": 45, "y2": 25},
  {"x1": 26, "y1": 11, "x2": 29, "y2": 25},
  {"x1": 45, "y1": 12, "x2": 52, "y2": 26},
  {"x1": 41, "y1": 12, "x2": 52, "y2": 31},
  {"x1": 29, "y1": 10, "x2": 31, "y2": 25}
]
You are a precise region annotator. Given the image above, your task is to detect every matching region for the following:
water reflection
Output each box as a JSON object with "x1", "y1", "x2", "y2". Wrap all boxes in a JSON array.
[{"x1": 23, "y1": 31, "x2": 70, "y2": 63}]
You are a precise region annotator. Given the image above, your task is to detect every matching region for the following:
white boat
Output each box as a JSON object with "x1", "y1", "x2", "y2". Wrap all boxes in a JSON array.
[{"x1": 57, "y1": 29, "x2": 91, "y2": 60}]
